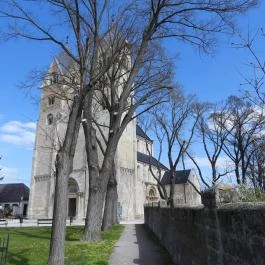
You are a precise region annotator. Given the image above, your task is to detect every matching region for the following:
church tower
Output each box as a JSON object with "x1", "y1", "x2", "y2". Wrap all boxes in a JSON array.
[
  {"x1": 27, "y1": 52, "x2": 138, "y2": 220},
  {"x1": 28, "y1": 48, "x2": 163, "y2": 221},
  {"x1": 28, "y1": 59, "x2": 62, "y2": 218},
  {"x1": 28, "y1": 53, "x2": 88, "y2": 219}
]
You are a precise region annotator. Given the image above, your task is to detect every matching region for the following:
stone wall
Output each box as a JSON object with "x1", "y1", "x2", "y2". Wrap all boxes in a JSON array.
[{"x1": 145, "y1": 202, "x2": 265, "y2": 265}]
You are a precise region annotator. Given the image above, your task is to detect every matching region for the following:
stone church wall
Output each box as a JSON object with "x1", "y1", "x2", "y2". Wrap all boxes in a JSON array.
[{"x1": 145, "y1": 203, "x2": 265, "y2": 265}]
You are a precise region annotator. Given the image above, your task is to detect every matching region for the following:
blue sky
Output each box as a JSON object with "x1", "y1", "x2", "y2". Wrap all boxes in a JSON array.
[{"x1": 0, "y1": 2, "x2": 265, "y2": 186}]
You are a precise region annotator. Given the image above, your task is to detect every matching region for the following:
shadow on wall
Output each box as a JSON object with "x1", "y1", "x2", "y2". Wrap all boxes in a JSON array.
[
  {"x1": 145, "y1": 203, "x2": 265, "y2": 265},
  {"x1": 134, "y1": 224, "x2": 172, "y2": 265}
]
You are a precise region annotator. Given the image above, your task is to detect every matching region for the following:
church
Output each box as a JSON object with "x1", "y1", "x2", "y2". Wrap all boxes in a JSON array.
[{"x1": 27, "y1": 52, "x2": 168, "y2": 221}]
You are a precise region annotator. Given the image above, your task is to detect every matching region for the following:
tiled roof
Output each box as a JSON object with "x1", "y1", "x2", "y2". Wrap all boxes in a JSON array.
[
  {"x1": 136, "y1": 125, "x2": 152, "y2": 142},
  {"x1": 0, "y1": 183, "x2": 29, "y2": 203},
  {"x1": 137, "y1": 152, "x2": 168, "y2": 171},
  {"x1": 161, "y1": 170, "x2": 191, "y2": 185}
]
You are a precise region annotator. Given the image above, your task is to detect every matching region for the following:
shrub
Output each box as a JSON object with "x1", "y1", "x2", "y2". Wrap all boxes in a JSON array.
[{"x1": 238, "y1": 186, "x2": 265, "y2": 202}]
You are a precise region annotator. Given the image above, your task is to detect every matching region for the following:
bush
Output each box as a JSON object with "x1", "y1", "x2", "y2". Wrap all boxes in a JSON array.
[
  {"x1": 3, "y1": 206, "x2": 12, "y2": 217},
  {"x1": 238, "y1": 186, "x2": 265, "y2": 202}
]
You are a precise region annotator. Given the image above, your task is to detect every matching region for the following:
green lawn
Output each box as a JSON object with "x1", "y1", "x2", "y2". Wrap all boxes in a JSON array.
[{"x1": 0, "y1": 225, "x2": 124, "y2": 265}]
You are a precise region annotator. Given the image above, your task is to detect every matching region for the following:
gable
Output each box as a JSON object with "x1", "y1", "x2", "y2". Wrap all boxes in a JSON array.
[{"x1": 136, "y1": 125, "x2": 152, "y2": 142}]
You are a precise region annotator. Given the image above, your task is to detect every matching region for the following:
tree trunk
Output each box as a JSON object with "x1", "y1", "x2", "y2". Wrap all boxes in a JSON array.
[
  {"x1": 83, "y1": 152, "x2": 116, "y2": 240},
  {"x1": 241, "y1": 156, "x2": 246, "y2": 184},
  {"x1": 212, "y1": 163, "x2": 217, "y2": 185},
  {"x1": 48, "y1": 96, "x2": 83, "y2": 265},
  {"x1": 47, "y1": 152, "x2": 70, "y2": 265},
  {"x1": 83, "y1": 181, "x2": 106, "y2": 240},
  {"x1": 82, "y1": 121, "x2": 102, "y2": 241},
  {"x1": 169, "y1": 170, "x2": 175, "y2": 208},
  {"x1": 235, "y1": 165, "x2": 241, "y2": 185},
  {"x1": 102, "y1": 159, "x2": 118, "y2": 231}
]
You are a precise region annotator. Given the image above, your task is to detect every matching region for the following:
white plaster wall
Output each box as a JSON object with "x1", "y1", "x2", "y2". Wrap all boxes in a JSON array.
[
  {"x1": 135, "y1": 163, "x2": 164, "y2": 218},
  {"x1": 116, "y1": 119, "x2": 137, "y2": 220},
  {"x1": 137, "y1": 138, "x2": 153, "y2": 155},
  {"x1": 165, "y1": 184, "x2": 186, "y2": 205},
  {"x1": 185, "y1": 173, "x2": 202, "y2": 205},
  {"x1": 28, "y1": 87, "x2": 59, "y2": 218},
  {"x1": 165, "y1": 171, "x2": 202, "y2": 206},
  {"x1": 30, "y1": 179, "x2": 50, "y2": 217}
]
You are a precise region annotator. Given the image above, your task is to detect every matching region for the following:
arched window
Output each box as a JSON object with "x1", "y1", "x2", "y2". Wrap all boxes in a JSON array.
[
  {"x1": 48, "y1": 95, "x2": 55, "y2": 105},
  {"x1": 147, "y1": 187, "x2": 157, "y2": 202},
  {"x1": 47, "y1": 113, "x2": 53, "y2": 125},
  {"x1": 149, "y1": 189, "x2": 156, "y2": 200},
  {"x1": 68, "y1": 178, "x2": 79, "y2": 194},
  {"x1": 50, "y1": 73, "x2": 58, "y2": 84}
]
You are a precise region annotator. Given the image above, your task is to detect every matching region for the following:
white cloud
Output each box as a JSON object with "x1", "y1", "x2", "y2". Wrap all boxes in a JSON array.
[
  {"x1": 0, "y1": 165, "x2": 28, "y2": 184},
  {"x1": 0, "y1": 121, "x2": 36, "y2": 148},
  {"x1": 0, "y1": 166, "x2": 18, "y2": 177},
  {"x1": 1, "y1": 121, "x2": 36, "y2": 133}
]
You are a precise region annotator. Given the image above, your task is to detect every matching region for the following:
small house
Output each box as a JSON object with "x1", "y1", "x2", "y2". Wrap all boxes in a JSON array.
[
  {"x1": 161, "y1": 169, "x2": 201, "y2": 205},
  {"x1": 0, "y1": 183, "x2": 29, "y2": 217}
]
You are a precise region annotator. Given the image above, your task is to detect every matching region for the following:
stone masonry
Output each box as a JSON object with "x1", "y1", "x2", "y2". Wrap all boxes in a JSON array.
[{"x1": 145, "y1": 202, "x2": 265, "y2": 265}]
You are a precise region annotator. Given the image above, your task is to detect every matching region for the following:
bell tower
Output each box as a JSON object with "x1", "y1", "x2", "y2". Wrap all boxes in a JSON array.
[{"x1": 28, "y1": 60, "x2": 64, "y2": 218}]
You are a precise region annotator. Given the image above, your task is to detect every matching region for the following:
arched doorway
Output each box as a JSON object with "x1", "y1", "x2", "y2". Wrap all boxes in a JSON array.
[{"x1": 68, "y1": 178, "x2": 79, "y2": 217}]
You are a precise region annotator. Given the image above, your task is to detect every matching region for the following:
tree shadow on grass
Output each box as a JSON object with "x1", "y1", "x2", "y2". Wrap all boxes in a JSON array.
[
  {"x1": 65, "y1": 227, "x2": 83, "y2": 242},
  {"x1": 8, "y1": 229, "x2": 51, "y2": 240},
  {"x1": 7, "y1": 250, "x2": 30, "y2": 265}
]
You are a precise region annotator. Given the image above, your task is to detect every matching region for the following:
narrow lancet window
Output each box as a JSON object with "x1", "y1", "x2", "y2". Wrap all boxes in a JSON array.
[{"x1": 47, "y1": 113, "x2": 53, "y2": 125}]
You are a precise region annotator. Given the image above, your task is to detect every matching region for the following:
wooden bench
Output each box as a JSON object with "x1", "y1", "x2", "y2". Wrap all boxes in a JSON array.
[
  {"x1": 0, "y1": 220, "x2": 8, "y2": 227},
  {"x1": 37, "y1": 219, "x2": 53, "y2": 226}
]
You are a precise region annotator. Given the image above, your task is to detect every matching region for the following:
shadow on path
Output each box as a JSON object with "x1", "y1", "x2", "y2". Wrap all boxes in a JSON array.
[
  {"x1": 108, "y1": 224, "x2": 172, "y2": 265},
  {"x1": 134, "y1": 224, "x2": 172, "y2": 265}
]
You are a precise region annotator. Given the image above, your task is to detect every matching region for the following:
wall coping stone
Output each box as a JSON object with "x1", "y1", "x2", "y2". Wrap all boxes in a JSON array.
[
  {"x1": 144, "y1": 204, "x2": 204, "y2": 210},
  {"x1": 217, "y1": 201, "x2": 265, "y2": 210}
]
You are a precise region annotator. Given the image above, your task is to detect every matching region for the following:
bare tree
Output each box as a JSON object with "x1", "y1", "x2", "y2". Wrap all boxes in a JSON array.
[
  {"x1": 220, "y1": 96, "x2": 265, "y2": 184},
  {"x1": 0, "y1": 0, "x2": 115, "y2": 263},
  {"x1": 141, "y1": 90, "x2": 204, "y2": 206},
  {"x1": 233, "y1": 28, "x2": 265, "y2": 106},
  {"x1": 90, "y1": 0, "x2": 259, "y2": 222},
  {"x1": 245, "y1": 138, "x2": 265, "y2": 189},
  {"x1": 0, "y1": 0, "x2": 259, "y2": 263},
  {"x1": 82, "y1": 30, "x2": 173, "y2": 235},
  {"x1": 187, "y1": 104, "x2": 233, "y2": 187}
]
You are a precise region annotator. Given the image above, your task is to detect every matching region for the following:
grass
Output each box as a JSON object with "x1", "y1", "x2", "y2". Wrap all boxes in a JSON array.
[{"x1": 0, "y1": 225, "x2": 124, "y2": 265}]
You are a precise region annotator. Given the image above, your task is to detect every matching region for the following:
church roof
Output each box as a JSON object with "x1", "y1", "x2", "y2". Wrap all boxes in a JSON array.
[
  {"x1": 137, "y1": 152, "x2": 168, "y2": 171},
  {"x1": 55, "y1": 51, "x2": 74, "y2": 75},
  {"x1": 0, "y1": 183, "x2": 29, "y2": 203},
  {"x1": 161, "y1": 169, "x2": 192, "y2": 185},
  {"x1": 136, "y1": 125, "x2": 152, "y2": 142}
]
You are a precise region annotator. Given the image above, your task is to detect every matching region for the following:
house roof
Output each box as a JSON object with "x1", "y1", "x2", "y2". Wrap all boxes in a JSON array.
[
  {"x1": 161, "y1": 169, "x2": 191, "y2": 185},
  {"x1": 0, "y1": 183, "x2": 29, "y2": 203},
  {"x1": 137, "y1": 152, "x2": 168, "y2": 171},
  {"x1": 136, "y1": 125, "x2": 152, "y2": 142}
]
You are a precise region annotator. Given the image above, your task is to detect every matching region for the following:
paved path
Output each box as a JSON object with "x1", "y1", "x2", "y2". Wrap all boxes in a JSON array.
[{"x1": 108, "y1": 224, "x2": 172, "y2": 265}]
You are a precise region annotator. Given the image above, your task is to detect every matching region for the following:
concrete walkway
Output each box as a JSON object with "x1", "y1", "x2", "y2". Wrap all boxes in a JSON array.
[{"x1": 108, "y1": 224, "x2": 172, "y2": 265}]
